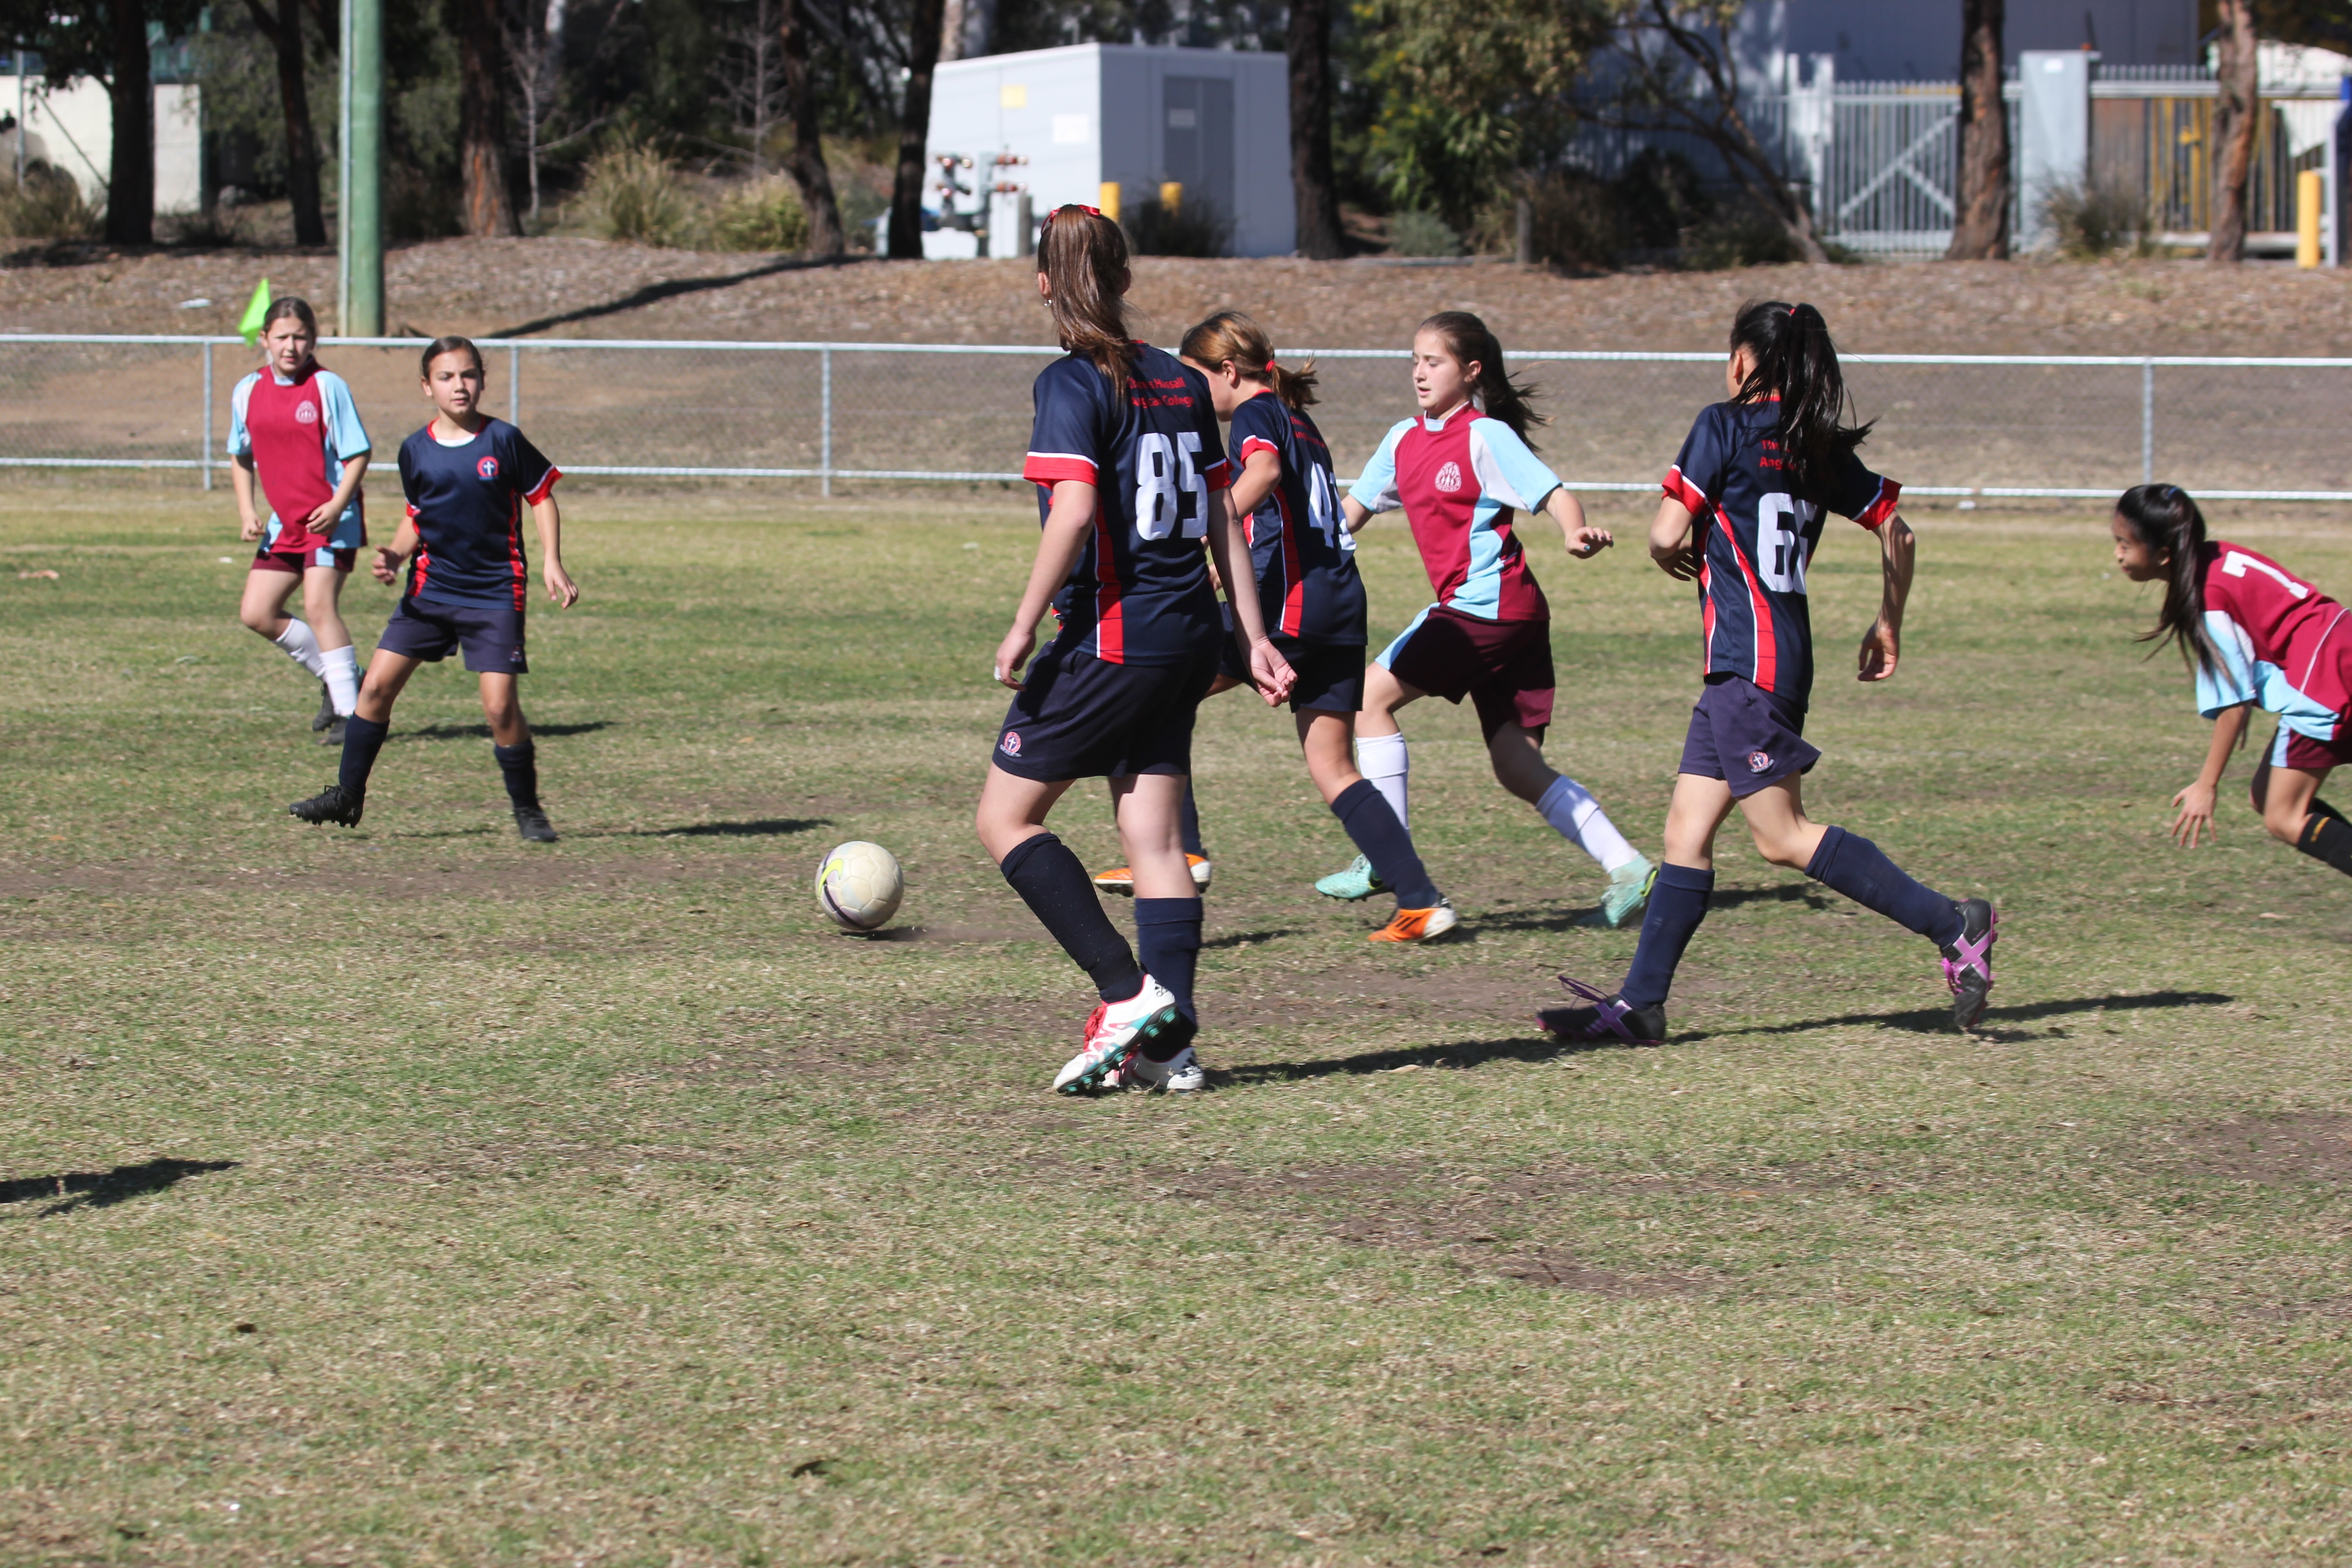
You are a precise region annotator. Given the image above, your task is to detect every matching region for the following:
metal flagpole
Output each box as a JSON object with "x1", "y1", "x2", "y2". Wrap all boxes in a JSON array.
[{"x1": 343, "y1": 0, "x2": 384, "y2": 336}]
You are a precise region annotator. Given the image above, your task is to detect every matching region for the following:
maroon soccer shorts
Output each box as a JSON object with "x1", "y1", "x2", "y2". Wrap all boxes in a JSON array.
[{"x1": 1378, "y1": 604, "x2": 1554, "y2": 739}]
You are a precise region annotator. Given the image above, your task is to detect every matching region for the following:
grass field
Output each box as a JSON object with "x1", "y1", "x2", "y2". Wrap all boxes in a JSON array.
[{"x1": 4, "y1": 484, "x2": 2351, "y2": 1568}]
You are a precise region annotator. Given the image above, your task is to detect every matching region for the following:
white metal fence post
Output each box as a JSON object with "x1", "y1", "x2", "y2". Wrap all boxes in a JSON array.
[
  {"x1": 820, "y1": 347, "x2": 833, "y2": 498},
  {"x1": 201, "y1": 340, "x2": 214, "y2": 491},
  {"x1": 509, "y1": 343, "x2": 520, "y2": 425},
  {"x1": 2141, "y1": 358, "x2": 2155, "y2": 484}
]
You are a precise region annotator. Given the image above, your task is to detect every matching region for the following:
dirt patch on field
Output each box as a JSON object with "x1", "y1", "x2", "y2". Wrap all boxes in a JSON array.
[
  {"x1": 11, "y1": 238, "x2": 2352, "y2": 356},
  {"x1": 1154, "y1": 1161, "x2": 1713, "y2": 1296},
  {"x1": 2181, "y1": 1112, "x2": 2352, "y2": 1185}
]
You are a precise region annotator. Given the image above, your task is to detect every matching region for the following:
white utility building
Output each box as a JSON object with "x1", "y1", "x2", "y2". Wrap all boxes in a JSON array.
[{"x1": 922, "y1": 43, "x2": 1294, "y2": 259}]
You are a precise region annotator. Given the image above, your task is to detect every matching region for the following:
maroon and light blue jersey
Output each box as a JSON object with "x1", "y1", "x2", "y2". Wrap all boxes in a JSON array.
[
  {"x1": 1022, "y1": 345, "x2": 1231, "y2": 666},
  {"x1": 1348, "y1": 405, "x2": 1558, "y2": 624},
  {"x1": 1229, "y1": 391, "x2": 1365, "y2": 646},
  {"x1": 227, "y1": 363, "x2": 371, "y2": 555},
  {"x1": 1663, "y1": 400, "x2": 1901, "y2": 710},
  {"x1": 396, "y1": 418, "x2": 560, "y2": 612},
  {"x1": 2192, "y1": 540, "x2": 2351, "y2": 743}
]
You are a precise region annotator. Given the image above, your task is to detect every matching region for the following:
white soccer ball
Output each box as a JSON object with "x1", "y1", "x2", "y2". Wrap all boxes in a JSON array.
[{"x1": 814, "y1": 841, "x2": 904, "y2": 931}]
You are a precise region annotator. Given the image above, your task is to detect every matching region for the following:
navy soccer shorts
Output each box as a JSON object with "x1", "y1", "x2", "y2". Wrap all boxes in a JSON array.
[
  {"x1": 1678, "y1": 674, "x2": 1819, "y2": 797},
  {"x1": 377, "y1": 594, "x2": 529, "y2": 674},
  {"x1": 1217, "y1": 629, "x2": 1366, "y2": 714},
  {"x1": 992, "y1": 636, "x2": 1220, "y2": 781}
]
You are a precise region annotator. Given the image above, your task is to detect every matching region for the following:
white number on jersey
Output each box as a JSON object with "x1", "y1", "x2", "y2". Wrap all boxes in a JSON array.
[
  {"x1": 2223, "y1": 550, "x2": 2311, "y2": 600},
  {"x1": 1306, "y1": 461, "x2": 1351, "y2": 551},
  {"x1": 1134, "y1": 431, "x2": 1209, "y2": 542},
  {"x1": 1754, "y1": 492, "x2": 1816, "y2": 594}
]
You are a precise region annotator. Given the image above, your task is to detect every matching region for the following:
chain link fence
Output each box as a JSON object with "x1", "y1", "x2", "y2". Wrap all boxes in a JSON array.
[{"x1": 4, "y1": 334, "x2": 2351, "y2": 502}]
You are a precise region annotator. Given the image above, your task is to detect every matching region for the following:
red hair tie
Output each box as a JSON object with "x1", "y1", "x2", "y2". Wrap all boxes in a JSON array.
[{"x1": 1264, "y1": 359, "x2": 1276, "y2": 371}]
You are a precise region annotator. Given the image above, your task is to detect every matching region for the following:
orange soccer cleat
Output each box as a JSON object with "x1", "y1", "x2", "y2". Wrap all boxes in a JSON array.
[{"x1": 1367, "y1": 900, "x2": 1458, "y2": 943}]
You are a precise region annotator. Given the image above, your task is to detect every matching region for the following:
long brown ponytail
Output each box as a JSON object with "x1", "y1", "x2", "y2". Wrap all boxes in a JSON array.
[
  {"x1": 1729, "y1": 299, "x2": 1873, "y2": 498},
  {"x1": 1417, "y1": 311, "x2": 1544, "y2": 449},
  {"x1": 2116, "y1": 482, "x2": 2223, "y2": 676},
  {"x1": 1179, "y1": 309, "x2": 1319, "y2": 411},
  {"x1": 1038, "y1": 205, "x2": 1138, "y2": 400}
]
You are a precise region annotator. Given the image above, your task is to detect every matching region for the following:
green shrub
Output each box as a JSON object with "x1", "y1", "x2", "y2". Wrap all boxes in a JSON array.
[
  {"x1": 1122, "y1": 196, "x2": 1231, "y2": 258},
  {"x1": 1480, "y1": 170, "x2": 1625, "y2": 269},
  {"x1": 1614, "y1": 149, "x2": 1712, "y2": 253},
  {"x1": 1681, "y1": 207, "x2": 1806, "y2": 270},
  {"x1": 1386, "y1": 207, "x2": 1463, "y2": 257},
  {"x1": 2042, "y1": 178, "x2": 2154, "y2": 259},
  {"x1": 0, "y1": 163, "x2": 100, "y2": 241},
  {"x1": 707, "y1": 176, "x2": 808, "y2": 253},
  {"x1": 580, "y1": 140, "x2": 699, "y2": 248}
]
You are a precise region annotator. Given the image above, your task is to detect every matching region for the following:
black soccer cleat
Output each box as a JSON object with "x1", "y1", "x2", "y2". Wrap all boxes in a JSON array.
[
  {"x1": 1537, "y1": 975, "x2": 1667, "y2": 1044},
  {"x1": 289, "y1": 782, "x2": 364, "y2": 828},
  {"x1": 1938, "y1": 898, "x2": 1998, "y2": 1032},
  {"x1": 513, "y1": 806, "x2": 559, "y2": 843},
  {"x1": 318, "y1": 715, "x2": 348, "y2": 747},
  {"x1": 310, "y1": 682, "x2": 336, "y2": 732}
]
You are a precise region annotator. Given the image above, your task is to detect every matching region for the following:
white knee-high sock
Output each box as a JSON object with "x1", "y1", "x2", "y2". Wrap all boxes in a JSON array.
[
  {"x1": 273, "y1": 618, "x2": 328, "y2": 678},
  {"x1": 319, "y1": 643, "x2": 359, "y2": 715},
  {"x1": 1537, "y1": 774, "x2": 1641, "y2": 872},
  {"x1": 1357, "y1": 731, "x2": 1409, "y2": 833}
]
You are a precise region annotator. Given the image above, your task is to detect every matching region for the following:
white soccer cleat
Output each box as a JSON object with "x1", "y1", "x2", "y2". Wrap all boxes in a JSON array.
[
  {"x1": 1121, "y1": 1045, "x2": 1207, "y2": 1093},
  {"x1": 1054, "y1": 978, "x2": 1190, "y2": 1094}
]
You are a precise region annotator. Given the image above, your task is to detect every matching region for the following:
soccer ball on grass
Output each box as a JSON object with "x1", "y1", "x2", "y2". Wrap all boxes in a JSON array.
[{"x1": 815, "y1": 841, "x2": 904, "y2": 931}]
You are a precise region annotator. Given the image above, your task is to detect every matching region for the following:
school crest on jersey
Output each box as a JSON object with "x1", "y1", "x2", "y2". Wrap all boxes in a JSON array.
[
  {"x1": 477, "y1": 455, "x2": 500, "y2": 481},
  {"x1": 1434, "y1": 461, "x2": 1462, "y2": 493},
  {"x1": 999, "y1": 730, "x2": 1022, "y2": 756},
  {"x1": 294, "y1": 400, "x2": 318, "y2": 426}
]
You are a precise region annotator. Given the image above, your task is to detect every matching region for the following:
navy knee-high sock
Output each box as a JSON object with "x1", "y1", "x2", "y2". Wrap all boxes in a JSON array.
[
  {"x1": 339, "y1": 715, "x2": 390, "y2": 797},
  {"x1": 1133, "y1": 896, "x2": 1203, "y2": 1054},
  {"x1": 1178, "y1": 782, "x2": 1206, "y2": 858},
  {"x1": 1619, "y1": 862, "x2": 1714, "y2": 1010},
  {"x1": 1000, "y1": 833, "x2": 1144, "y2": 1003},
  {"x1": 493, "y1": 739, "x2": 539, "y2": 810},
  {"x1": 1330, "y1": 779, "x2": 1440, "y2": 908},
  {"x1": 1805, "y1": 825, "x2": 1965, "y2": 946}
]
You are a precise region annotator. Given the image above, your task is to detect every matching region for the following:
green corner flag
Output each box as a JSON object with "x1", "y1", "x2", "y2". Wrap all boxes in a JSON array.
[{"x1": 238, "y1": 279, "x2": 272, "y2": 346}]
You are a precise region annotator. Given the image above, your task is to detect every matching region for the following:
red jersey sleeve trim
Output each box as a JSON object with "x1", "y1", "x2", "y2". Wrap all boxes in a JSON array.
[
  {"x1": 1854, "y1": 478, "x2": 1901, "y2": 531},
  {"x1": 1024, "y1": 452, "x2": 1099, "y2": 485},
  {"x1": 1238, "y1": 435, "x2": 1280, "y2": 464},
  {"x1": 1662, "y1": 466, "x2": 1710, "y2": 515},
  {"x1": 1200, "y1": 457, "x2": 1233, "y2": 491},
  {"x1": 524, "y1": 466, "x2": 563, "y2": 505}
]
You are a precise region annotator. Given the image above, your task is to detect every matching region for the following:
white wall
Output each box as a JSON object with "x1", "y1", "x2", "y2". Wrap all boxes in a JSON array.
[
  {"x1": 5, "y1": 74, "x2": 203, "y2": 214},
  {"x1": 1738, "y1": 0, "x2": 2204, "y2": 81}
]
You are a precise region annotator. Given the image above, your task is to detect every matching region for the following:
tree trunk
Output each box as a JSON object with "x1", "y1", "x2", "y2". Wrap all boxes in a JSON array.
[
  {"x1": 455, "y1": 0, "x2": 520, "y2": 237},
  {"x1": 779, "y1": 0, "x2": 844, "y2": 255},
  {"x1": 261, "y1": 0, "x2": 327, "y2": 245},
  {"x1": 890, "y1": 0, "x2": 944, "y2": 259},
  {"x1": 103, "y1": 0, "x2": 154, "y2": 245},
  {"x1": 1945, "y1": 0, "x2": 2009, "y2": 260},
  {"x1": 2209, "y1": 0, "x2": 2258, "y2": 264},
  {"x1": 1286, "y1": 0, "x2": 1343, "y2": 259},
  {"x1": 938, "y1": 0, "x2": 967, "y2": 64}
]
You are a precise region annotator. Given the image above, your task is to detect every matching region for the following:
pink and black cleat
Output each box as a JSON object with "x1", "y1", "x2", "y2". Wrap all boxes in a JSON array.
[{"x1": 1939, "y1": 898, "x2": 1998, "y2": 1032}]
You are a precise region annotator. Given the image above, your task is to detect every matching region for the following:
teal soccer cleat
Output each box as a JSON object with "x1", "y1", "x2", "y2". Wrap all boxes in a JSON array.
[
  {"x1": 1314, "y1": 854, "x2": 1387, "y2": 902},
  {"x1": 1598, "y1": 854, "x2": 1658, "y2": 930}
]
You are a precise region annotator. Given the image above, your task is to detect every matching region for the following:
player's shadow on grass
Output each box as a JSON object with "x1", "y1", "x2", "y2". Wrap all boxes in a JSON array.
[
  {"x1": 1204, "y1": 928, "x2": 1298, "y2": 950},
  {"x1": 630, "y1": 818, "x2": 830, "y2": 838},
  {"x1": 1222, "y1": 1034, "x2": 1614, "y2": 1085},
  {"x1": 402, "y1": 721, "x2": 612, "y2": 741},
  {"x1": 1479, "y1": 883, "x2": 1829, "y2": 934},
  {"x1": 1700, "y1": 989, "x2": 2234, "y2": 1044},
  {"x1": 0, "y1": 1157, "x2": 237, "y2": 1219}
]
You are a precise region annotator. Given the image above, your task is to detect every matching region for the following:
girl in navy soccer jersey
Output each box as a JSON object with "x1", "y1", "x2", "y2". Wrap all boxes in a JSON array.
[
  {"x1": 2109, "y1": 483, "x2": 2352, "y2": 882},
  {"x1": 1089, "y1": 310, "x2": 1450, "y2": 939},
  {"x1": 1544, "y1": 300, "x2": 1998, "y2": 1043},
  {"x1": 975, "y1": 208, "x2": 1294, "y2": 1096},
  {"x1": 228, "y1": 297, "x2": 372, "y2": 743},
  {"x1": 1331, "y1": 312, "x2": 1656, "y2": 935},
  {"x1": 288, "y1": 335, "x2": 578, "y2": 843}
]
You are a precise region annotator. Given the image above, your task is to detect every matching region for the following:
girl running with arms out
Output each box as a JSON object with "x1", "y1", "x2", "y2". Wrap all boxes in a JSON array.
[
  {"x1": 977, "y1": 211, "x2": 1293, "y2": 1096},
  {"x1": 2111, "y1": 483, "x2": 2352, "y2": 880},
  {"x1": 1093, "y1": 312, "x2": 1450, "y2": 937},
  {"x1": 1329, "y1": 312, "x2": 1654, "y2": 933},
  {"x1": 288, "y1": 336, "x2": 577, "y2": 842},
  {"x1": 229, "y1": 297, "x2": 371, "y2": 742},
  {"x1": 1544, "y1": 300, "x2": 1997, "y2": 1043}
]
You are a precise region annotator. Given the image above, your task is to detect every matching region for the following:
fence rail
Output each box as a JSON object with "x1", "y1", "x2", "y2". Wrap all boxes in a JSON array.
[{"x1": 4, "y1": 334, "x2": 2351, "y2": 503}]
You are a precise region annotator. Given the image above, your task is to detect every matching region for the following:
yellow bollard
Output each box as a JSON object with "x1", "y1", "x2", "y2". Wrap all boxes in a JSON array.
[
  {"x1": 2298, "y1": 168, "x2": 2323, "y2": 269},
  {"x1": 1160, "y1": 181, "x2": 1183, "y2": 215},
  {"x1": 1097, "y1": 181, "x2": 1121, "y2": 223}
]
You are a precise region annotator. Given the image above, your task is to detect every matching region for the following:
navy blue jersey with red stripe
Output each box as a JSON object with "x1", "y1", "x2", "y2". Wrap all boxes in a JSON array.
[
  {"x1": 1663, "y1": 401, "x2": 1900, "y2": 709},
  {"x1": 1229, "y1": 391, "x2": 1366, "y2": 646},
  {"x1": 1023, "y1": 346, "x2": 1231, "y2": 666},
  {"x1": 397, "y1": 418, "x2": 561, "y2": 611}
]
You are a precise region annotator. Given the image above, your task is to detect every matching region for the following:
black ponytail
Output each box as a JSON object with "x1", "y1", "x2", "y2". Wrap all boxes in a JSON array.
[
  {"x1": 2116, "y1": 482, "x2": 2222, "y2": 676},
  {"x1": 1729, "y1": 299, "x2": 1872, "y2": 497},
  {"x1": 1418, "y1": 311, "x2": 1545, "y2": 450}
]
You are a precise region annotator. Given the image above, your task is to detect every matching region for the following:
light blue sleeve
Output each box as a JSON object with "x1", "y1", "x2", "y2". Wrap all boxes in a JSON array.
[
  {"x1": 1467, "y1": 418, "x2": 1563, "y2": 513},
  {"x1": 314, "y1": 370, "x2": 372, "y2": 460},
  {"x1": 226, "y1": 372, "x2": 258, "y2": 457},
  {"x1": 1348, "y1": 419, "x2": 1413, "y2": 513},
  {"x1": 2193, "y1": 609, "x2": 2258, "y2": 717}
]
